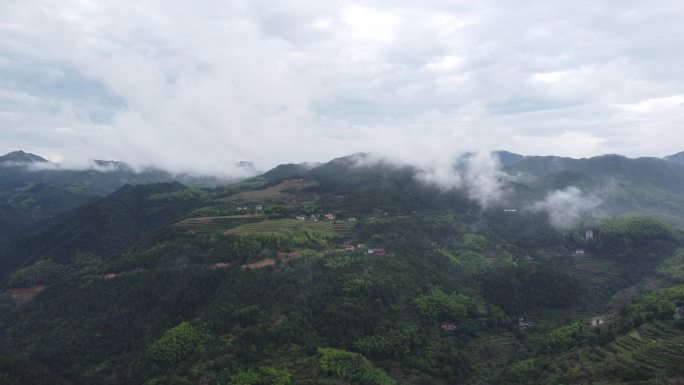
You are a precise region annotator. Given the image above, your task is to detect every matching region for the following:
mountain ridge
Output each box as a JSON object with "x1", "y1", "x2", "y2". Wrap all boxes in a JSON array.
[{"x1": 0, "y1": 150, "x2": 49, "y2": 164}]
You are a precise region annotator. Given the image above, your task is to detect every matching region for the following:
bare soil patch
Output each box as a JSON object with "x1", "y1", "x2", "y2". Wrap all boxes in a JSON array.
[
  {"x1": 223, "y1": 179, "x2": 311, "y2": 203},
  {"x1": 242, "y1": 258, "x2": 277, "y2": 270},
  {"x1": 5, "y1": 285, "x2": 45, "y2": 304},
  {"x1": 277, "y1": 251, "x2": 302, "y2": 261}
]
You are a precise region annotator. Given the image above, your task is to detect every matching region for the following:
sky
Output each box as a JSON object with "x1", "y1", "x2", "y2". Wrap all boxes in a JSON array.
[{"x1": 1, "y1": 0, "x2": 684, "y2": 175}]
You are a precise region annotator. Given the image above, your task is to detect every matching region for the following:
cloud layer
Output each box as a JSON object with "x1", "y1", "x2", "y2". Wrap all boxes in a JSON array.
[
  {"x1": 530, "y1": 187, "x2": 603, "y2": 229},
  {"x1": 2, "y1": 1, "x2": 684, "y2": 175}
]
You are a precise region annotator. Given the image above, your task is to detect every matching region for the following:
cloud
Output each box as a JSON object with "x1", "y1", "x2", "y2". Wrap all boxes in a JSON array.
[
  {"x1": 1, "y1": 0, "x2": 684, "y2": 177},
  {"x1": 358, "y1": 148, "x2": 508, "y2": 209},
  {"x1": 530, "y1": 186, "x2": 602, "y2": 229}
]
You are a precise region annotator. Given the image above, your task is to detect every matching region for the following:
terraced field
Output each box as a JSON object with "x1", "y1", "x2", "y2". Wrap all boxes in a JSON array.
[
  {"x1": 332, "y1": 221, "x2": 355, "y2": 235},
  {"x1": 176, "y1": 215, "x2": 266, "y2": 234},
  {"x1": 569, "y1": 257, "x2": 621, "y2": 284},
  {"x1": 222, "y1": 179, "x2": 316, "y2": 203},
  {"x1": 574, "y1": 320, "x2": 684, "y2": 379},
  {"x1": 471, "y1": 332, "x2": 517, "y2": 368},
  {"x1": 224, "y1": 218, "x2": 335, "y2": 237},
  {"x1": 522, "y1": 309, "x2": 587, "y2": 330}
]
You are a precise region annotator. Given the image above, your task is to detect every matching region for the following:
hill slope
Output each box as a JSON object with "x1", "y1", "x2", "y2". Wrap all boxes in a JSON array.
[{"x1": 1, "y1": 152, "x2": 684, "y2": 385}]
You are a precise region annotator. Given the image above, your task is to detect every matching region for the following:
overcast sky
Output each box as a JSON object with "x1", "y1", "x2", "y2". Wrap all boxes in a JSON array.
[{"x1": 1, "y1": 0, "x2": 684, "y2": 174}]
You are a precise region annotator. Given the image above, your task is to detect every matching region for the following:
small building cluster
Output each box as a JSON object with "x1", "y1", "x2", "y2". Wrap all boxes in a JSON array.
[
  {"x1": 440, "y1": 322, "x2": 458, "y2": 332},
  {"x1": 234, "y1": 205, "x2": 263, "y2": 213},
  {"x1": 518, "y1": 317, "x2": 534, "y2": 330},
  {"x1": 295, "y1": 213, "x2": 345, "y2": 222},
  {"x1": 339, "y1": 242, "x2": 387, "y2": 256}
]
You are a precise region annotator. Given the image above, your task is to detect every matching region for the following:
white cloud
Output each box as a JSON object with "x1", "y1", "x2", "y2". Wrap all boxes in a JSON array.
[
  {"x1": 530, "y1": 186, "x2": 603, "y2": 229},
  {"x1": 343, "y1": 4, "x2": 399, "y2": 43},
  {"x1": 618, "y1": 95, "x2": 684, "y2": 114},
  {"x1": 1, "y1": 0, "x2": 684, "y2": 177}
]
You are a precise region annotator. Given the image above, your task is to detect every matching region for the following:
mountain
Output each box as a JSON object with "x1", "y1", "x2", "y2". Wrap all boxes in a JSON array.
[
  {"x1": 493, "y1": 150, "x2": 526, "y2": 166},
  {"x1": 1, "y1": 152, "x2": 684, "y2": 385},
  {"x1": 506, "y1": 154, "x2": 684, "y2": 190},
  {"x1": 664, "y1": 150, "x2": 684, "y2": 165},
  {"x1": 0, "y1": 150, "x2": 49, "y2": 164},
  {"x1": 0, "y1": 151, "x2": 243, "y2": 240},
  {"x1": 504, "y1": 153, "x2": 684, "y2": 227}
]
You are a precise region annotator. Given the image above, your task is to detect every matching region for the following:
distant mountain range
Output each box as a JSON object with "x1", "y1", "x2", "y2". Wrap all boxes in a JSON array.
[
  {"x1": 495, "y1": 149, "x2": 684, "y2": 167},
  {"x1": 0, "y1": 151, "x2": 243, "y2": 240},
  {"x1": 2, "y1": 148, "x2": 684, "y2": 241}
]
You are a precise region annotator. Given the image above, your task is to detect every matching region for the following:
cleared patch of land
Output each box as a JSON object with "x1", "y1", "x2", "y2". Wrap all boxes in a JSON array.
[
  {"x1": 4, "y1": 285, "x2": 45, "y2": 304},
  {"x1": 471, "y1": 332, "x2": 517, "y2": 368},
  {"x1": 243, "y1": 258, "x2": 277, "y2": 270},
  {"x1": 573, "y1": 320, "x2": 684, "y2": 378},
  {"x1": 221, "y1": 179, "x2": 316, "y2": 203},
  {"x1": 224, "y1": 218, "x2": 334, "y2": 237},
  {"x1": 243, "y1": 250, "x2": 303, "y2": 270},
  {"x1": 569, "y1": 256, "x2": 621, "y2": 284},
  {"x1": 277, "y1": 250, "x2": 301, "y2": 261},
  {"x1": 175, "y1": 214, "x2": 266, "y2": 233}
]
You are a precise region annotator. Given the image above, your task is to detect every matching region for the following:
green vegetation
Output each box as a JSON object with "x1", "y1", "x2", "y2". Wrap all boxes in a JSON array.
[
  {"x1": 2, "y1": 153, "x2": 684, "y2": 384},
  {"x1": 542, "y1": 322, "x2": 584, "y2": 350},
  {"x1": 415, "y1": 288, "x2": 469, "y2": 322},
  {"x1": 318, "y1": 348, "x2": 396, "y2": 385},
  {"x1": 7, "y1": 259, "x2": 65, "y2": 287},
  {"x1": 147, "y1": 322, "x2": 211, "y2": 365},
  {"x1": 227, "y1": 367, "x2": 292, "y2": 385},
  {"x1": 657, "y1": 249, "x2": 684, "y2": 282}
]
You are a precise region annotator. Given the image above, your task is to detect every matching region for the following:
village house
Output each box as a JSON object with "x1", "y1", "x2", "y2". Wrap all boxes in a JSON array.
[
  {"x1": 518, "y1": 317, "x2": 533, "y2": 330},
  {"x1": 325, "y1": 213, "x2": 335, "y2": 221},
  {"x1": 99, "y1": 273, "x2": 119, "y2": 280},
  {"x1": 676, "y1": 306, "x2": 684, "y2": 319},
  {"x1": 255, "y1": 205, "x2": 263, "y2": 211},
  {"x1": 440, "y1": 322, "x2": 458, "y2": 332},
  {"x1": 296, "y1": 215, "x2": 307, "y2": 220},
  {"x1": 585, "y1": 229, "x2": 594, "y2": 240},
  {"x1": 591, "y1": 317, "x2": 605, "y2": 326},
  {"x1": 342, "y1": 243, "x2": 355, "y2": 252},
  {"x1": 368, "y1": 248, "x2": 386, "y2": 256},
  {"x1": 574, "y1": 249, "x2": 585, "y2": 257},
  {"x1": 347, "y1": 217, "x2": 357, "y2": 222}
]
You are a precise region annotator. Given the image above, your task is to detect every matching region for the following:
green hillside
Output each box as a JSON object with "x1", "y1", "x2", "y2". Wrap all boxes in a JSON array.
[{"x1": 1, "y1": 153, "x2": 684, "y2": 384}]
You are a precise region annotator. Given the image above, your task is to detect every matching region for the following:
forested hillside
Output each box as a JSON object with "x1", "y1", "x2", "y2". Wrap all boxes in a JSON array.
[
  {"x1": 1, "y1": 153, "x2": 684, "y2": 384},
  {"x1": 0, "y1": 151, "x2": 236, "y2": 240}
]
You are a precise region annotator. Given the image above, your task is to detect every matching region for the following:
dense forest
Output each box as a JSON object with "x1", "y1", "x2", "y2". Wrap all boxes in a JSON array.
[{"x1": 1, "y1": 152, "x2": 684, "y2": 384}]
